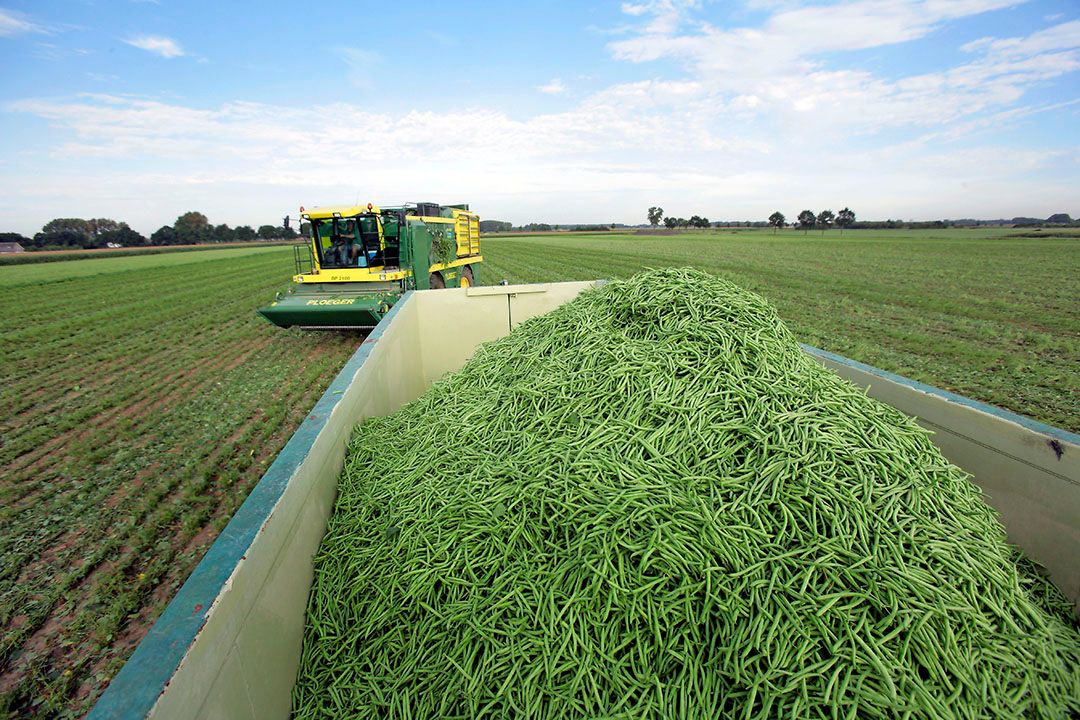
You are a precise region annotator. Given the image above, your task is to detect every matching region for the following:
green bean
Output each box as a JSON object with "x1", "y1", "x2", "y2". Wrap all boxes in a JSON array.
[{"x1": 293, "y1": 268, "x2": 1080, "y2": 719}]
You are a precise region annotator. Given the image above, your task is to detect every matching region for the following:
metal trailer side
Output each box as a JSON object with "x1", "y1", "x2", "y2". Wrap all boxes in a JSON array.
[{"x1": 89, "y1": 281, "x2": 1080, "y2": 720}]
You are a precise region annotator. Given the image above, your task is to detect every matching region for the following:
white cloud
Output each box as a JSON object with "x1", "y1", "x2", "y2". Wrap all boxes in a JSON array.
[
  {"x1": 603, "y1": 2, "x2": 1080, "y2": 140},
  {"x1": 125, "y1": 35, "x2": 185, "y2": 58},
  {"x1": 0, "y1": 8, "x2": 45, "y2": 36},
  {"x1": 619, "y1": 0, "x2": 701, "y2": 34},
  {"x1": 537, "y1": 78, "x2": 567, "y2": 94}
]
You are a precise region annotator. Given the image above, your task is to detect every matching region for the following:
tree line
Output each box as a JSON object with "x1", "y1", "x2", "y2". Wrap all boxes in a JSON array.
[
  {"x1": 770, "y1": 208, "x2": 856, "y2": 235},
  {"x1": 647, "y1": 207, "x2": 858, "y2": 235},
  {"x1": 2, "y1": 212, "x2": 300, "y2": 251}
]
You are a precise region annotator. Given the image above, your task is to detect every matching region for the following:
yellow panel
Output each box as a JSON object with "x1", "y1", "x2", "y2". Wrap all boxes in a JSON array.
[
  {"x1": 429, "y1": 256, "x2": 481, "y2": 274},
  {"x1": 304, "y1": 205, "x2": 379, "y2": 219},
  {"x1": 469, "y1": 217, "x2": 480, "y2": 254},
  {"x1": 455, "y1": 216, "x2": 471, "y2": 256},
  {"x1": 298, "y1": 269, "x2": 407, "y2": 283}
]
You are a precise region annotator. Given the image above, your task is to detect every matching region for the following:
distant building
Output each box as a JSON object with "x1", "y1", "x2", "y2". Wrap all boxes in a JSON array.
[{"x1": 0, "y1": 242, "x2": 25, "y2": 253}]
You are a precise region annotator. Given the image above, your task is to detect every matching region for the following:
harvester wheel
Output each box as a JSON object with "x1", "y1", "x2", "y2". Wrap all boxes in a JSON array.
[
  {"x1": 460, "y1": 266, "x2": 474, "y2": 288},
  {"x1": 429, "y1": 272, "x2": 445, "y2": 289}
]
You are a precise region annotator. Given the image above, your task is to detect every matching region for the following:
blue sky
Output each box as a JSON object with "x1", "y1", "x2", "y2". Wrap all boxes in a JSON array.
[{"x1": 1, "y1": 0, "x2": 1078, "y2": 234}]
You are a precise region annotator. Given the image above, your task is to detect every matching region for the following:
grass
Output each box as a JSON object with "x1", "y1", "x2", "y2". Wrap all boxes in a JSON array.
[
  {"x1": 0, "y1": 245, "x2": 291, "y2": 288},
  {"x1": 0, "y1": 246, "x2": 358, "y2": 716},
  {"x1": 0, "y1": 241, "x2": 296, "y2": 267},
  {"x1": 478, "y1": 228, "x2": 1078, "y2": 432}
]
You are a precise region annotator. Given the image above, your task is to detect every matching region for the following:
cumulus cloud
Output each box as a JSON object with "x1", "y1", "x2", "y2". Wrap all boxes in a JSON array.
[
  {"x1": 125, "y1": 35, "x2": 185, "y2": 58},
  {"x1": 604, "y1": 1, "x2": 1078, "y2": 138}
]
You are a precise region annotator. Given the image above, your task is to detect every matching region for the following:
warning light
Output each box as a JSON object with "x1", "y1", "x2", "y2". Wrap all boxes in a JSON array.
[
  {"x1": 300, "y1": 206, "x2": 305, "y2": 212},
  {"x1": 367, "y1": 203, "x2": 373, "y2": 211}
]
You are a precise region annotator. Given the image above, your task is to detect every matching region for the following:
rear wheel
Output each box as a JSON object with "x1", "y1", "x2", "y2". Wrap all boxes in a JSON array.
[
  {"x1": 429, "y1": 272, "x2": 445, "y2": 289},
  {"x1": 460, "y1": 266, "x2": 474, "y2": 288}
]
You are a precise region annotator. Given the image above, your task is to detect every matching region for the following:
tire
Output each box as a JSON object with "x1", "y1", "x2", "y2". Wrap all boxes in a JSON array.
[
  {"x1": 460, "y1": 266, "x2": 474, "y2": 288},
  {"x1": 429, "y1": 272, "x2": 445, "y2": 289}
]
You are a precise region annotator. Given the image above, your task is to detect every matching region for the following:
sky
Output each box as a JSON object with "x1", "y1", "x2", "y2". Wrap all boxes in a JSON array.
[{"x1": 0, "y1": 0, "x2": 1078, "y2": 235}]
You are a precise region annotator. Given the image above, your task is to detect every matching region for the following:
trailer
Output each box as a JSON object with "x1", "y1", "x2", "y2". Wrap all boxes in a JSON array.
[{"x1": 90, "y1": 281, "x2": 1080, "y2": 719}]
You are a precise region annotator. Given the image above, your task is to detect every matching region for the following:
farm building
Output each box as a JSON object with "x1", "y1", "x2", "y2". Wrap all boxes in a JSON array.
[{"x1": 0, "y1": 242, "x2": 24, "y2": 253}]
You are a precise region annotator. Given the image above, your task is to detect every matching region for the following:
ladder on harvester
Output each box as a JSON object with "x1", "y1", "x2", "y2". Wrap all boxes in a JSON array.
[
  {"x1": 293, "y1": 243, "x2": 314, "y2": 275},
  {"x1": 454, "y1": 211, "x2": 481, "y2": 257}
]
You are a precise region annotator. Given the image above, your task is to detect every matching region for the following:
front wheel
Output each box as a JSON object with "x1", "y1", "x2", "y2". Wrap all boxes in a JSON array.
[
  {"x1": 429, "y1": 272, "x2": 445, "y2": 289},
  {"x1": 460, "y1": 266, "x2": 474, "y2": 288}
]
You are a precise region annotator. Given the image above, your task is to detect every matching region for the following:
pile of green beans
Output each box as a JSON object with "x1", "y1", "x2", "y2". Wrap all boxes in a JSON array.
[{"x1": 293, "y1": 268, "x2": 1080, "y2": 719}]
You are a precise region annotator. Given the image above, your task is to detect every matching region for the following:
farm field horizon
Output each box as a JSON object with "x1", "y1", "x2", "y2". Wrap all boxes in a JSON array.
[
  {"x1": 483, "y1": 228, "x2": 1078, "y2": 432},
  {"x1": 1, "y1": 227, "x2": 1077, "y2": 715}
]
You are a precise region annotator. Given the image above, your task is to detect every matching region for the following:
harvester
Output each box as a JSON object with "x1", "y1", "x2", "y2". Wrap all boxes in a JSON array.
[{"x1": 258, "y1": 201, "x2": 482, "y2": 329}]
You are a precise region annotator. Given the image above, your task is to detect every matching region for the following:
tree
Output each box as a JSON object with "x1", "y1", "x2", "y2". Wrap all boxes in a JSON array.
[
  {"x1": 797, "y1": 210, "x2": 816, "y2": 234},
  {"x1": 150, "y1": 225, "x2": 178, "y2": 246},
  {"x1": 257, "y1": 224, "x2": 279, "y2": 240},
  {"x1": 174, "y1": 211, "x2": 210, "y2": 244},
  {"x1": 234, "y1": 225, "x2": 257, "y2": 241},
  {"x1": 647, "y1": 207, "x2": 664, "y2": 226},
  {"x1": 479, "y1": 220, "x2": 512, "y2": 233},
  {"x1": 768, "y1": 211, "x2": 785, "y2": 234},
  {"x1": 99, "y1": 223, "x2": 147, "y2": 247},
  {"x1": 87, "y1": 218, "x2": 121, "y2": 238},
  {"x1": 663, "y1": 216, "x2": 678, "y2": 229},
  {"x1": 836, "y1": 207, "x2": 855, "y2": 235},
  {"x1": 37, "y1": 219, "x2": 94, "y2": 248},
  {"x1": 212, "y1": 224, "x2": 235, "y2": 243},
  {"x1": 816, "y1": 210, "x2": 835, "y2": 235},
  {"x1": 42, "y1": 218, "x2": 92, "y2": 237}
]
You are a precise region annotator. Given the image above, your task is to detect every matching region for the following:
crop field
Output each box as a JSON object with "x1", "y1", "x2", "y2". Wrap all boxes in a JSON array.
[
  {"x1": 0, "y1": 246, "x2": 357, "y2": 716},
  {"x1": 1, "y1": 227, "x2": 1076, "y2": 716},
  {"x1": 479, "y1": 228, "x2": 1078, "y2": 432}
]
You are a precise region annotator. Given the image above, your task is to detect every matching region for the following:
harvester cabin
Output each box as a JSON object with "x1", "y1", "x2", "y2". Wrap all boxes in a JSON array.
[{"x1": 312, "y1": 214, "x2": 395, "y2": 270}]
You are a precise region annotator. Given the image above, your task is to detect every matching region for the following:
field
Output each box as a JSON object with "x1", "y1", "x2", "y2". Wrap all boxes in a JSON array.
[
  {"x1": 0, "y1": 227, "x2": 1077, "y2": 716},
  {"x1": 481, "y1": 228, "x2": 1079, "y2": 432},
  {"x1": 0, "y1": 241, "x2": 295, "y2": 267},
  {"x1": 0, "y1": 246, "x2": 357, "y2": 716}
]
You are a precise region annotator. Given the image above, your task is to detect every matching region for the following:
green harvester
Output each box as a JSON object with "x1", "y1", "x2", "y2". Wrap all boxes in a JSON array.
[{"x1": 258, "y1": 202, "x2": 482, "y2": 329}]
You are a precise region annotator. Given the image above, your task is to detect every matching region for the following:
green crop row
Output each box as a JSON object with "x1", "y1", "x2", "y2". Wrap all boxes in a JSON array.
[{"x1": 0, "y1": 247, "x2": 358, "y2": 716}]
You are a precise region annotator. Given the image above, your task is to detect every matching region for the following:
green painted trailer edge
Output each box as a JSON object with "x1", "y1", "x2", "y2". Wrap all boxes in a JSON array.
[
  {"x1": 86, "y1": 293, "x2": 414, "y2": 720},
  {"x1": 89, "y1": 282, "x2": 1080, "y2": 719}
]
